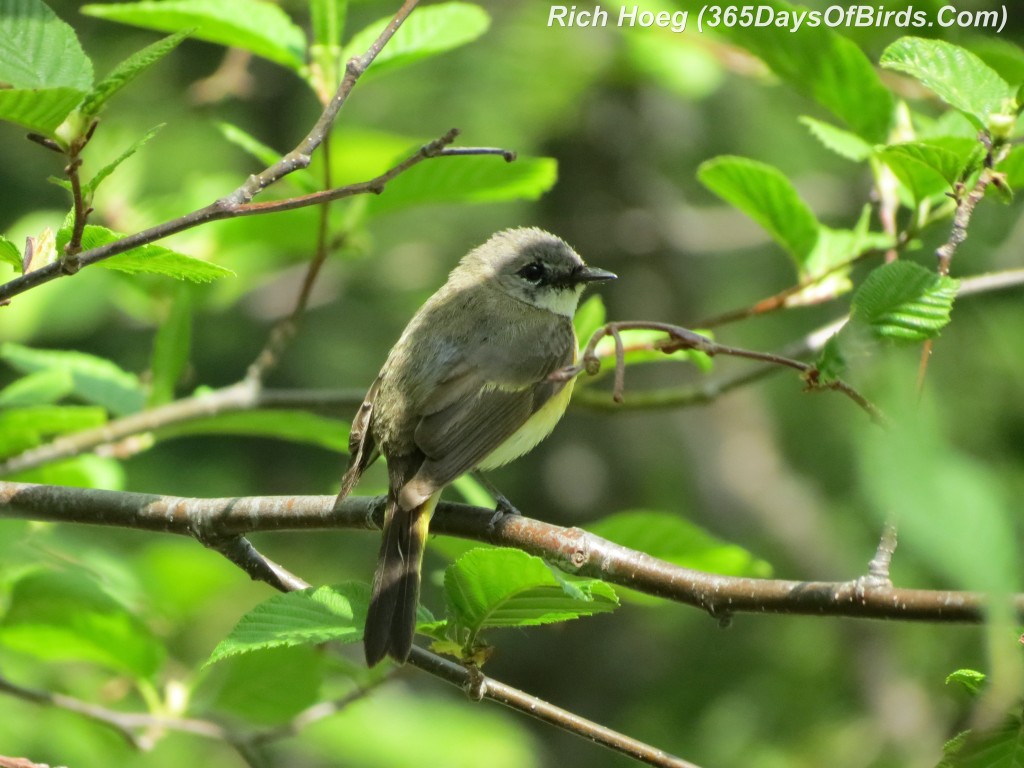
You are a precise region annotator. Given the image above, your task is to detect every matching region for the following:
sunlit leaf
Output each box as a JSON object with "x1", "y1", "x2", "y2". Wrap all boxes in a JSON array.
[
  {"x1": 82, "y1": 0, "x2": 306, "y2": 71},
  {"x1": 343, "y1": 2, "x2": 490, "y2": 80},
  {"x1": 698, "y1": 155, "x2": 819, "y2": 267},
  {"x1": 851, "y1": 261, "x2": 959, "y2": 342},
  {"x1": 154, "y1": 409, "x2": 348, "y2": 451},
  {"x1": 207, "y1": 583, "x2": 370, "y2": 665},
  {"x1": 1, "y1": 342, "x2": 145, "y2": 415},
  {"x1": 0, "y1": 569, "x2": 163, "y2": 679},
  {"x1": 79, "y1": 29, "x2": 189, "y2": 118},
  {"x1": 881, "y1": 37, "x2": 1017, "y2": 130},
  {"x1": 444, "y1": 548, "x2": 617, "y2": 644}
]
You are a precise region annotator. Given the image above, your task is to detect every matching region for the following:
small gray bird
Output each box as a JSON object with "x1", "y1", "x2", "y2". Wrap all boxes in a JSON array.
[{"x1": 337, "y1": 228, "x2": 615, "y2": 666}]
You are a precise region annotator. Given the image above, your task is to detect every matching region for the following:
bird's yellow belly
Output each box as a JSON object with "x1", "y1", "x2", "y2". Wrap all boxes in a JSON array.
[{"x1": 476, "y1": 378, "x2": 576, "y2": 470}]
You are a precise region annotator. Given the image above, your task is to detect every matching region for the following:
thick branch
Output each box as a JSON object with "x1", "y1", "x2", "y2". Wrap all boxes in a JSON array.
[{"x1": 0, "y1": 482, "x2": 1011, "y2": 623}]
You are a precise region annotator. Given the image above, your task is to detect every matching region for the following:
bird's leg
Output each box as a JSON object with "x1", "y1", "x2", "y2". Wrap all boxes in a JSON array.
[{"x1": 473, "y1": 471, "x2": 522, "y2": 529}]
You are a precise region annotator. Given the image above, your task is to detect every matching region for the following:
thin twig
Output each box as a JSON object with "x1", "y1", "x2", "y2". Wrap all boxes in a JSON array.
[
  {"x1": 557, "y1": 321, "x2": 884, "y2": 423},
  {"x1": 406, "y1": 649, "x2": 702, "y2": 768}
]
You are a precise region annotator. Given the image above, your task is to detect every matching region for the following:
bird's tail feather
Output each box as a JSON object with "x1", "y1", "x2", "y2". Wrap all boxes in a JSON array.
[{"x1": 363, "y1": 492, "x2": 438, "y2": 666}]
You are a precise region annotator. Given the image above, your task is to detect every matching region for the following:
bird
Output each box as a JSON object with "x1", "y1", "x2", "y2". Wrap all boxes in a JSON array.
[{"x1": 336, "y1": 227, "x2": 616, "y2": 666}]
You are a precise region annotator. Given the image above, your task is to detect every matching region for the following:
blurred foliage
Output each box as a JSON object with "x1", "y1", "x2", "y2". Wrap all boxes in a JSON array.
[{"x1": 1, "y1": 0, "x2": 1024, "y2": 767}]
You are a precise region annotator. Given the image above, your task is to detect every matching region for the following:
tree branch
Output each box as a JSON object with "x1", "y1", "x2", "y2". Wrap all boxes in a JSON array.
[
  {"x1": 0, "y1": 482, "x2": 1013, "y2": 623},
  {"x1": 0, "y1": 384, "x2": 364, "y2": 477}
]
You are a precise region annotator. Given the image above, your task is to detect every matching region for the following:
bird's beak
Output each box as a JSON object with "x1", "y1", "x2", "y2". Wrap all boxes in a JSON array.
[{"x1": 574, "y1": 265, "x2": 617, "y2": 283}]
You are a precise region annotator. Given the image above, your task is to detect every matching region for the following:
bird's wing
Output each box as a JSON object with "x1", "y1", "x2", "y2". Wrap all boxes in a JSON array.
[
  {"x1": 337, "y1": 374, "x2": 382, "y2": 502},
  {"x1": 407, "y1": 320, "x2": 575, "y2": 494}
]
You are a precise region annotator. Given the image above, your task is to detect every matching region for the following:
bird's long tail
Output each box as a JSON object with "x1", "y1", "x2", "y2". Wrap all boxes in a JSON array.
[{"x1": 363, "y1": 491, "x2": 439, "y2": 666}]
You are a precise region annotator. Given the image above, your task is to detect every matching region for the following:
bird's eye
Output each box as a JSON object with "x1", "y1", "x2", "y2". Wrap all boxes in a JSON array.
[{"x1": 518, "y1": 262, "x2": 546, "y2": 282}]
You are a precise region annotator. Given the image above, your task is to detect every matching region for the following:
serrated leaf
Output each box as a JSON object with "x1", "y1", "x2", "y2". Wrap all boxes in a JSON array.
[
  {"x1": 343, "y1": 2, "x2": 490, "y2": 81},
  {"x1": 1, "y1": 342, "x2": 145, "y2": 416},
  {"x1": 207, "y1": 583, "x2": 370, "y2": 665},
  {"x1": 154, "y1": 409, "x2": 348, "y2": 451},
  {"x1": 0, "y1": 86, "x2": 87, "y2": 135},
  {"x1": 0, "y1": 569, "x2": 163, "y2": 678},
  {"x1": 82, "y1": 0, "x2": 306, "y2": 72},
  {"x1": 719, "y1": 0, "x2": 892, "y2": 141},
  {"x1": 0, "y1": 404, "x2": 107, "y2": 459},
  {"x1": 851, "y1": 261, "x2": 959, "y2": 342},
  {"x1": 937, "y1": 712, "x2": 1024, "y2": 768},
  {"x1": 80, "y1": 30, "x2": 189, "y2": 119},
  {"x1": 588, "y1": 511, "x2": 771, "y2": 604},
  {"x1": 58, "y1": 223, "x2": 233, "y2": 283},
  {"x1": 698, "y1": 155, "x2": 819, "y2": 269},
  {"x1": 83, "y1": 124, "x2": 164, "y2": 198},
  {"x1": 148, "y1": 285, "x2": 191, "y2": 406},
  {"x1": 0, "y1": 236, "x2": 21, "y2": 270},
  {"x1": 0, "y1": 368, "x2": 74, "y2": 407},
  {"x1": 445, "y1": 548, "x2": 617, "y2": 644},
  {"x1": 799, "y1": 116, "x2": 873, "y2": 162},
  {"x1": 876, "y1": 142, "x2": 970, "y2": 202},
  {"x1": 367, "y1": 154, "x2": 557, "y2": 216},
  {"x1": 881, "y1": 37, "x2": 1016, "y2": 130},
  {"x1": 946, "y1": 668, "x2": 986, "y2": 697},
  {"x1": 0, "y1": 0, "x2": 93, "y2": 90}
]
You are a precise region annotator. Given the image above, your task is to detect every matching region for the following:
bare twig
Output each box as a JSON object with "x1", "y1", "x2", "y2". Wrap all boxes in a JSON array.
[
  {"x1": 406, "y1": 649, "x2": 702, "y2": 768},
  {"x1": 558, "y1": 320, "x2": 885, "y2": 423},
  {"x1": 0, "y1": 482, "x2": 1014, "y2": 623}
]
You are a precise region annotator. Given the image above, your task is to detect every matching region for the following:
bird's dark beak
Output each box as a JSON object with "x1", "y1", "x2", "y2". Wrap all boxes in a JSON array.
[{"x1": 574, "y1": 265, "x2": 617, "y2": 284}]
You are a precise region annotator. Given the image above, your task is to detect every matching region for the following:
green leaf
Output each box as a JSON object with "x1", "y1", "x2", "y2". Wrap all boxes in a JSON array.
[
  {"x1": 1, "y1": 342, "x2": 145, "y2": 416},
  {"x1": 81, "y1": 0, "x2": 306, "y2": 72},
  {"x1": 58, "y1": 223, "x2": 233, "y2": 283},
  {"x1": 718, "y1": 0, "x2": 892, "y2": 141},
  {"x1": 876, "y1": 141, "x2": 973, "y2": 203},
  {"x1": 0, "y1": 405, "x2": 107, "y2": 459},
  {"x1": 881, "y1": 38, "x2": 1016, "y2": 130},
  {"x1": 444, "y1": 548, "x2": 617, "y2": 645},
  {"x1": 367, "y1": 154, "x2": 557, "y2": 216},
  {"x1": 588, "y1": 511, "x2": 771, "y2": 604},
  {"x1": 937, "y1": 714, "x2": 1024, "y2": 768},
  {"x1": 80, "y1": 30, "x2": 189, "y2": 119},
  {"x1": 200, "y1": 646, "x2": 325, "y2": 724},
  {"x1": 308, "y1": 0, "x2": 347, "y2": 98},
  {"x1": 0, "y1": 0, "x2": 93, "y2": 90},
  {"x1": 946, "y1": 668, "x2": 986, "y2": 697},
  {"x1": 10, "y1": 454, "x2": 125, "y2": 489},
  {"x1": 0, "y1": 368, "x2": 74, "y2": 407},
  {"x1": 0, "y1": 569, "x2": 163, "y2": 679},
  {"x1": 573, "y1": 294, "x2": 606, "y2": 348},
  {"x1": 0, "y1": 86, "x2": 87, "y2": 135},
  {"x1": 154, "y1": 409, "x2": 348, "y2": 451},
  {"x1": 207, "y1": 583, "x2": 369, "y2": 665},
  {"x1": 0, "y1": 235, "x2": 21, "y2": 270},
  {"x1": 799, "y1": 116, "x2": 872, "y2": 162},
  {"x1": 83, "y1": 124, "x2": 164, "y2": 198},
  {"x1": 697, "y1": 155, "x2": 819, "y2": 268},
  {"x1": 343, "y1": 2, "x2": 490, "y2": 81},
  {"x1": 148, "y1": 286, "x2": 192, "y2": 406},
  {"x1": 850, "y1": 261, "x2": 959, "y2": 342}
]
